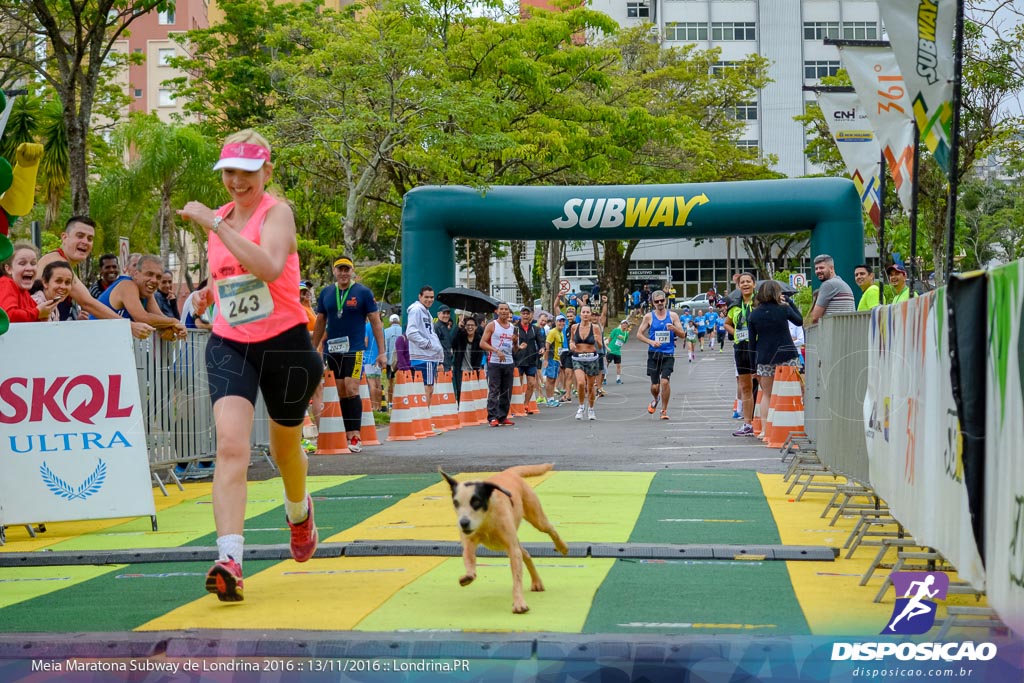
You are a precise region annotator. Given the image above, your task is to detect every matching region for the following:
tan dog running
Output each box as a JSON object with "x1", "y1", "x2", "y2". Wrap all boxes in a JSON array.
[{"x1": 440, "y1": 464, "x2": 569, "y2": 614}]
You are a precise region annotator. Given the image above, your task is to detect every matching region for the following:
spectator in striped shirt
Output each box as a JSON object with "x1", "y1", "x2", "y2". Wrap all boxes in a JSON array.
[{"x1": 808, "y1": 254, "x2": 855, "y2": 324}]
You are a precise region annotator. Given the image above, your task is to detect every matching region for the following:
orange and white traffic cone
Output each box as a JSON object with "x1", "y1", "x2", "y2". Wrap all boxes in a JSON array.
[
  {"x1": 316, "y1": 369, "x2": 351, "y2": 455},
  {"x1": 358, "y1": 375, "x2": 381, "y2": 446},
  {"x1": 473, "y1": 369, "x2": 488, "y2": 425},
  {"x1": 410, "y1": 370, "x2": 435, "y2": 438},
  {"x1": 751, "y1": 390, "x2": 764, "y2": 438},
  {"x1": 432, "y1": 370, "x2": 460, "y2": 431},
  {"x1": 458, "y1": 370, "x2": 477, "y2": 427},
  {"x1": 387, "y1": 371, "x2": 418, "y2": 441},
  {"x1": 509, "y1": 368, "x2": 526, "y2": 418},
  {"x1": 766, "y1": 365, "x2": 806, "y2": 448}
]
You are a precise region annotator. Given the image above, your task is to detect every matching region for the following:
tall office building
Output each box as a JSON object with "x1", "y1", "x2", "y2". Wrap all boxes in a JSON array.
[{"x1": 480, "y1": 0, "x2": 882, "y2": 298}]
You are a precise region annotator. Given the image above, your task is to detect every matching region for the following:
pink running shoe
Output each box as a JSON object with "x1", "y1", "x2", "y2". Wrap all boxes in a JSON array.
[
  {"x1": 287, "y1": 494, "x2": 318, "y2": 562},
  {"x1": 205, "y1": 557, "x2": 244, "y2": 602}
]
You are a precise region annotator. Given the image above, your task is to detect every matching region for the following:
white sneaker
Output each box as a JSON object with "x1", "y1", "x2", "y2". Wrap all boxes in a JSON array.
[
  {"x1": 587, "y1": 407, "x2": 596, "y2": 421},
  {"x1": 348, "y1": 435, "x2": 363, "y2": 453},
  {"x1": 575, "y1": 406, "x2": 585, "y2": 420}
]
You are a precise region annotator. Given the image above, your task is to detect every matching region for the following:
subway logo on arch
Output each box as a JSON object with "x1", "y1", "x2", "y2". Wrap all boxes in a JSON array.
[{"x1": 552, "y1": 195, "x2": 709, "y2": 230}]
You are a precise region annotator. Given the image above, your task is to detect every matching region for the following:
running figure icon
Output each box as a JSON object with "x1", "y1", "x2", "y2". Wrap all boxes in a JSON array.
[{"x1": 882, "y1": 572, "x2": 949, "y2": 635}]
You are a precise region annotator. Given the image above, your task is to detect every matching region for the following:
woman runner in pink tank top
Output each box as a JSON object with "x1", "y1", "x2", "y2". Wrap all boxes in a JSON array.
[{"x1": 177, "y1": 129, "x2": 321, "y2": 603}]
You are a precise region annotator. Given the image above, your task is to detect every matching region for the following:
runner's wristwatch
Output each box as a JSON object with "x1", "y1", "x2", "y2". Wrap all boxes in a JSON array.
[{"x1": 211, "y1": 216, "x2": 224, "y2": 234}]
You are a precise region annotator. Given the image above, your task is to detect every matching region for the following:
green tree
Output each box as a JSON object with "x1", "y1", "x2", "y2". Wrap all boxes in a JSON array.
[
  {"x1": 359, "y1": 263, "x2": 402, "y2": 304},
  {"x1": 166, "y1": 0, "x2": 320, "y2": 136},
  {"x1": 91, "y1": 114, "x2": 221, "y2": 286},
  {"x1": 0, "y1": 1, "x2": 170, "y2": 215}
]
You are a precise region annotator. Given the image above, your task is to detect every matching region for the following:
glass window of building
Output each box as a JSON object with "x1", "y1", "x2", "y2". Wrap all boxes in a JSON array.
[
  {"x1": 158, "y1": 88, "x2": 175, "y2": 107},
  {"x1": 734, "y1": 102, "x2": 758, "y2": 120},
  {"x1": 626, "y1": 2, "x2": 650, "y2": 19},
  {"x1": 842, "y1": 22, "x2": 879, "y2": 40},
  {"x1": 664, "y1": 22, "x2": 708, "y2": 41},
  {"x1": 804, "y1": 60, "x2": 841, "y2": 80},
  {"x1": 711, "y1": 22, "x2": 756, "y2": 41},
  {"x1": 803, "y1": 21, "x2": 840, "y2": 40},
  {"x1": 158, "y1": 47, "x2": 176, "y2": 66}
]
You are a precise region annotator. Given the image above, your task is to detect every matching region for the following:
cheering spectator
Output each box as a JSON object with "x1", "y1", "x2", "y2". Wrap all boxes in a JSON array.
[
  {"x1": 91, "y1": 254, "x2": 186, "y2": 340},
  {"x1": 1, "y1": 243, "x2": 59, "y2": 322},
  {"x1": 89, "y1": 253, "x2": 120, "y2": 299},
  {"x1": 32, "y1": 260, "x2": 74, "y2": 322},
  {"x1": 155, "y1": 270, "x2": 180, "y2": 319},
  {"x1": 808, "y1": 254, "x2": 855, "y2": 324}
]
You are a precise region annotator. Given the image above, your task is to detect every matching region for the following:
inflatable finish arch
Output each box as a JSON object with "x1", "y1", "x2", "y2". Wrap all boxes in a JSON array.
[{"x1": 400, "y1": 178, "x2": 864, "y2": 310}]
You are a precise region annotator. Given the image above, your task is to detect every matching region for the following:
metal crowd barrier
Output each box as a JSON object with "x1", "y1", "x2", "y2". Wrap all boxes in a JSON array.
[
  {"x1": 134, "y1": 330, "x2": 276, "y2": 490},
  {"x1": 803, "y1": 312, "x2": 871, "y2": 484},
  {"x1": 133, "y1": 331, "x2": 216, "y2": 489}
]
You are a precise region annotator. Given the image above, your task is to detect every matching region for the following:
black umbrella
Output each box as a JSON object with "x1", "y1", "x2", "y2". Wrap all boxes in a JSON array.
[{"x1": 437, "y1": 286, "x2": 502, "y2": 314}]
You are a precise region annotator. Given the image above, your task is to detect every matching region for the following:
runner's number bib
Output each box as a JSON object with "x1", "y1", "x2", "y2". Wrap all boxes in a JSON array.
[
  {"x1": 327, "y1": 337, "x2": 350, "y2": 354},
  {"x1": 654, "y1": 330, "x2": 671, "y2": 344},
  {"x1": 735, "y1": 329, "x2": 749, "y2": 343},
  {"x1": 217, "y1": 274, "x2": 273, "y2": 327}
]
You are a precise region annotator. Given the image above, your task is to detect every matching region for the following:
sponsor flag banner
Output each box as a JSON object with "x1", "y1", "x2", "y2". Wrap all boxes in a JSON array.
[
  {"x1": 0, "y1": 320, "x2": 156, "y2": 526},
  {"x1": 864, "y1": 288, "x2": 985, "y2": 588},
  {"x1": 840, "y1": 44, "x2": 917, "y2": 214},
  {"x1": 985, "y1": 259, "x2": 1024, "y2": 635},
  {"x1": 877, "y1": 0, "x2": 955, "y2": 173},
  {"x1": 817, "y1": 91, "x2": 882, "y2": 228}
]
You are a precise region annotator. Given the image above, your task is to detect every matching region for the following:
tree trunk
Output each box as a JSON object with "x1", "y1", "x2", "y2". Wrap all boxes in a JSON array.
[
  {"x1": 159, "y1": 192, "x2": 172, "y2": 267},
  {"x1": 546, "y1": 240, "x2": 566, "y2": 312},
  {"x1": 471, "y1": 240, "x2": 492, "y2": 298},
  {"x1": 64, "y1": 99, "x2": 90, "y2": 216},
  {"x1": 536, "y1": 240, "x2": 551, "y2": 307},
  {"x1": 601, "y1": 240, "x2": 627, "y2": 317},
  {"x1": 510, "y1": 240, "x2": 533, "y2": 305}
]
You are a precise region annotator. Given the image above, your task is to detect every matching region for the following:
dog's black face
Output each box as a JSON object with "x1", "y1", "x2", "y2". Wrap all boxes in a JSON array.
[{"x1": 440, "y1": 471, "x2": 511, "y2": 535}]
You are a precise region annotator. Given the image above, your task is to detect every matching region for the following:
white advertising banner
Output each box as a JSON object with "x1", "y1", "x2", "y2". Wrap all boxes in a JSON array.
[
  {"x1": 839, "y1": 44, "x2": 916, "y2": 214},
  {"x1": 0, "y1": 320, "x2": 156, "y2": 525},
  {"x1": 985, "y1": 260, "x2": 1024, "y2": 635},
  {"x1": 864, "y1": 289, "x2": 985, "y2": 588},
  {"x1": 817, "y1": 91, "x2": 882, "y2": 228},
  {"x1": 877, "y1": 0, "x2": 955, "y2": 173}
]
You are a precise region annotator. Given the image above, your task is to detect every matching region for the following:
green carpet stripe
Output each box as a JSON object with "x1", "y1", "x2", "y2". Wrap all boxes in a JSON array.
[
  {"x1": 0, "y1": 474, "x2": 438, "y2": 633},
  {"x1": 581, "y1": 560, "x2": 810, "y2": 635},
  {"x1": 627, "y1": 470, "x2": 782, "y2": 545},
  {"x1": 581, "y1": 470, "x2": 809, "y2": 635}
]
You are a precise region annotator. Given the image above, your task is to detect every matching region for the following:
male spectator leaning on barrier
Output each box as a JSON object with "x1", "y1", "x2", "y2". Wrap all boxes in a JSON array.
[
  {"x1": 156, "y1": 270, "x2": 180, "y2": 319},
  {"x1": 89, "y1": 253, "x2": 119, "y2": 299},
  {"x1": 406, "y1": 286, "x2": 445, "y2": 407},
  {"x1": 125, "y1": 252, "x2": 142, "y2": 277},
  {"x1": 854, "y1": 264, "x2": 882, "y2": 311},
  {"x1": 91, "y1": 254, "x2": 187, "y2": 340},
  {"x1": 808, "y1": 254, "x2": 856, "y2": 325},
  {"x1": 313, "y1": 256, "x2": 386, "y2": 454},
  {"x1": 886, "y1": 263, "x2": 912, "y2": 304},
  {"x1": 36, "y1": 216, "x2": 154, "y2": 338}
]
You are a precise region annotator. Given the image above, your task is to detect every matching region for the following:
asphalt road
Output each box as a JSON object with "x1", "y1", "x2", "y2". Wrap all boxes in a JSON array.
[{"x1": 267, "y1": 338, "x2": 790, "y2": 478}]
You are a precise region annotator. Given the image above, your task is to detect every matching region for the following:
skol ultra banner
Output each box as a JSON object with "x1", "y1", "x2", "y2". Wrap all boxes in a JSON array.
[
  {"x1": 817, "y1": 91, "x2": 882, "y2": 228},
  {"x1": 839, "y1": 44, "x2": 917, "y2": 214},
  {"x1": 864, "y1": 288, "x2": 985, "y2": 588},
  {"x1": 985, "y1": 259, "x2": 1024, "y2": 635},
  {"x1": 0, "y1": 320, "x2": 156, "y2": 526},
  {"x1": 877, "y1": 0, "x2": 955, "y2": 173}
]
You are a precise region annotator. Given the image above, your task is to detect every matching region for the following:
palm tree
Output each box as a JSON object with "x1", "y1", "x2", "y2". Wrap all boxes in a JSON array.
[{"x1": 93, "y1": 114, "x2": 222, "y2": 286}]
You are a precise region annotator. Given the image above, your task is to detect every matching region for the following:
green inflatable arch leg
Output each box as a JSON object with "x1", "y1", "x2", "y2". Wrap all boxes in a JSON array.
[{"x1": 400, "y1": 178, "x2": 865, "y2": 312}]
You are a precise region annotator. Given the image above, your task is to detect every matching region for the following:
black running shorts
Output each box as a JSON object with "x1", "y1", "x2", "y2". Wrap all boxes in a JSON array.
[
  {"x1": 205, "y1": 324, "x2": 323, "y2": 427},
  {"x1": 647, "y1": 352, "x2": 675, "y2": 383}
]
